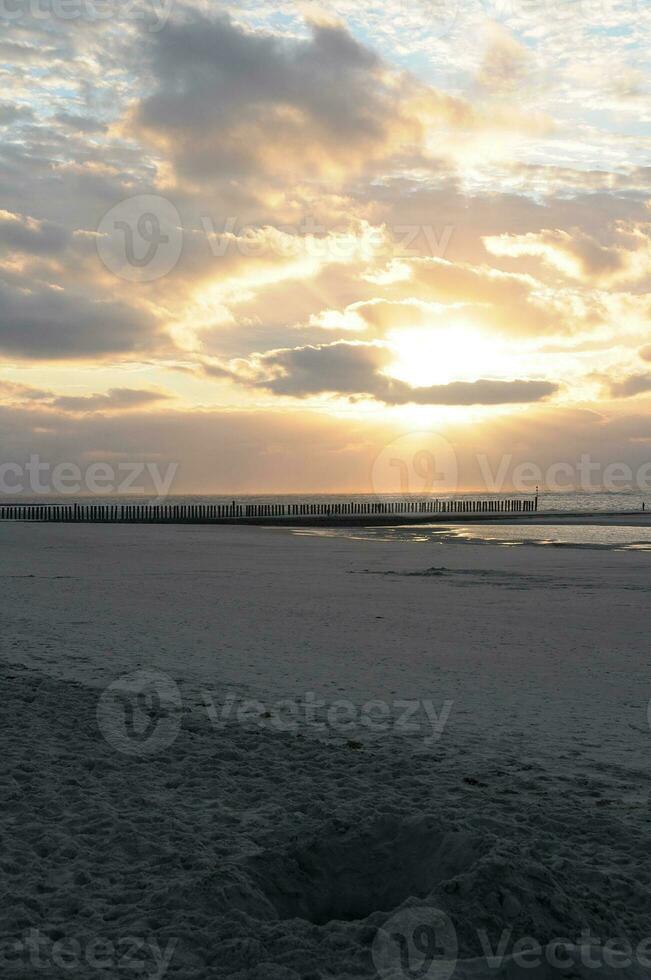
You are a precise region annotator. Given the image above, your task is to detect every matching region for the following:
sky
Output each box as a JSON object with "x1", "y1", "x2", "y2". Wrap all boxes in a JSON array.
[{"x1": 1, "y1": 0, "x2": 651, "y2": 494}]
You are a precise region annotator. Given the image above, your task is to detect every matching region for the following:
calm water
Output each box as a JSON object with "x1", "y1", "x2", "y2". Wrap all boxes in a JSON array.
[
  {"x1": 294, "y1": 522, "x2": 651, "y2": 550},
  {"x1": 3, "y1": 490, "x2": 650, "y2": 512},
  {"x1": 5, "y1": 490, "x2": 651, "y2": 548}
]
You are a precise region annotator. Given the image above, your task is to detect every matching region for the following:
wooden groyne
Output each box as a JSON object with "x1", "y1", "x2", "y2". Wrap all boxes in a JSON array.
[{"x1": 0, "y1": 497, "x2": 538, "y2": 525}]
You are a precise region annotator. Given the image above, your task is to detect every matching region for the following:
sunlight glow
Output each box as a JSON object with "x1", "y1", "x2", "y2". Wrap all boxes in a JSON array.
[{"x1": 386, "y1": 323, "x2": 523, "y2": 387}]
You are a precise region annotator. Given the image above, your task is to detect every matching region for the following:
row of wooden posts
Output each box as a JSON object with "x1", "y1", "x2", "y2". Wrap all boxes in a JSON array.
[{"x1": 0, "y1": 497, "x2": 538, "y2": 523}]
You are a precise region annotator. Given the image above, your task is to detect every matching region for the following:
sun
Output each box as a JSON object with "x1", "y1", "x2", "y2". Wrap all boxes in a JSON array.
[{"x1": 385, "y1": 323, "x2": 520, "y2": 388}]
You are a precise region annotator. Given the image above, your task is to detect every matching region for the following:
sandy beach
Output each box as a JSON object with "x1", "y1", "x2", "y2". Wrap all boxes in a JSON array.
[
  {"x1": 2, "y1": 521, "x2": 651, "y2": 979},
  {"x1": 4, "y1": 0, "x2": 651, "y2": 972}
]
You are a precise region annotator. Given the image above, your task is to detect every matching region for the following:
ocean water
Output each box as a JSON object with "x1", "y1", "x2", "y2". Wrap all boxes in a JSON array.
[
  {"x1": 4, "y1": 490, "x2": 651, "y2": 548},
  {"x1": 2, "y1": 489, "x2": 650, "y2": 512},
  {"x1": 294, "y1": 522, "x2": 651, "y2": 550}
]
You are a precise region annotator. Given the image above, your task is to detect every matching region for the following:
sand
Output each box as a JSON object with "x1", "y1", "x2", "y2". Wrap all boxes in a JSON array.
[{"x1": 2, "y1": 521, "x2": 651, "y2": 979}]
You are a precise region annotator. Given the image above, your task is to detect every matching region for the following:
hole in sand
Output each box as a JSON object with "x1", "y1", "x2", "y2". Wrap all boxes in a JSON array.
[{"x1": 249, "y1": 815, "x2": 483, "y2": 924}]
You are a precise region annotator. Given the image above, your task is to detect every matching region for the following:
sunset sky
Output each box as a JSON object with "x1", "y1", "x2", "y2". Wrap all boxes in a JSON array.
[{"x1": 1, "y1": 0, "x2": 651, "y2": 492}]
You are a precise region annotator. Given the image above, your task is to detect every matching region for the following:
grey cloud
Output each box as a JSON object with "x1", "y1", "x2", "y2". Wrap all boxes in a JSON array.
[
  {"x1": 0, "y1": 40, "x2": 48, "y2": 63},
  {"x1": 608, "y1": 372, "x2": 651, "y2": 399},
  {"x1": 0, "y1": 103, "x2": 33, "y2": 125},
  {"x1": 397, "y1": 378, "x2": 559, "y2": 406},
  {"x1": 565, "y1": 232, "x2": 626, "y2": 278},
  {"x1": 51, "y1": 388, "x2": 171, "y2": 412},
  {"x1": 0, "y1": 278, "x2": 159, "y2": 359},
  {"x1": 4, "y1": 400, "x2": 651, "y2": 496},
  {"x1": 0, "y1": 211, "x2": 70, "y2": 256},
  {"x1": 54, "y1": 112, "x2": 108, "y2": 134},
  {"x1": 0, "y1": 379, "x2": 169, "y2": 412},
  {"x1": 216, "y1": 341, "x2": 559, "y2": 406},
  {"x1": 0, "y1": 404, "x2": 384, "y2": 495},
  {"x1": 0, "y1": 379, "x2": 51, "y2": 402},
  {"x1": 134, "y1": 14, "x2": 402, "y2": 180},
  {"x1": 547, "y1": 228, "x2": 628, "y2": 279},
  {"x1": 140, "y1": 14, "x2": 378, "y2": 130}
]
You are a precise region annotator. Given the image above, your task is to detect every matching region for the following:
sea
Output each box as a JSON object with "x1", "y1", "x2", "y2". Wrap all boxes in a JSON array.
[
  {"x1": 2, "y1": 489, "x2": 649, "y2": 513},
  {"x1": 3, "y1": 489, "x2": 651, "y2": 549}
]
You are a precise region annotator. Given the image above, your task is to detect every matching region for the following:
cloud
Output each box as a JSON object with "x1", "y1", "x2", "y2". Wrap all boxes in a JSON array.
[
  {"x1": 0, "y1": 381, "x2": 171, "y2": 413},
  {"x1": 0, "y1": 379, "x2": 51, "y2": 404},
  {"x1": 131, "y1": 15, "x2": 411, "y2": 182},
  {"x1": 607, "y1": 372, "x2": 651, "y2": 399},
  {"x1": 50, "y1": 388, "x2": 172, "y2": 413},
  {"x1": 129, "y1": 13, "x2": 514, "y2": 188},
  {"x1": 0, "y1": 40, "x2": 46, "y2": 63},
  {"x1": 0, "y1": 1, "x2": 647, "y2": 482},
  {"x1": 610, "y1": 69, "x2": 646, "y2": 102},
  {"x1": 0, "y1": 403, "x2": 394, "y2": 495},
  {"x1": 212, "y1": 340, "x2": 559, "y2": 406},
  {"x1": 0, "y1": 278, "x2": 159, "y2": 359},
  {"x1": 54, "y1": 112, "x2": 108, "y2": 134},
  {"x1": 0, "y1": 209, "x2": 70, "y2": 256},
  {"x1": 403, "y1": 257, "x2": 563, "y2": 336},
  {"x1": 5, "y1": 400, "x2": 650, "y2": 495},
  {"x1": 484, "y1": 225, "x2": 651, "y2": 286},
  {"x1": 476, "y1": 26, "x2": 534, "y2": 95},
  {"x1": 0, "y1": 103, "x2": 33, "y2": 125}
]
